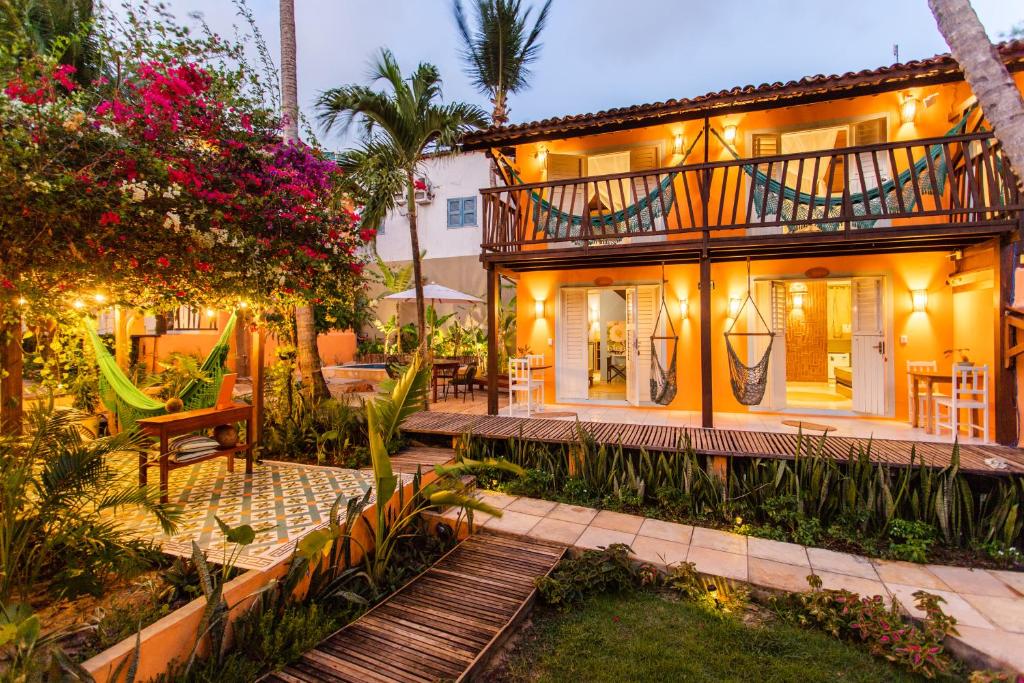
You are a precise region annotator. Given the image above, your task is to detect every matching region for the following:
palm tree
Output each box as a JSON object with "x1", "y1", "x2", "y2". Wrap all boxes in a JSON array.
[
  {"x1": 279, "y1": 0, "x2": 330, "y2": 401},
  {"x1": 1, "y1": 0, "x2": 102, "y2": 86},
  {"x1": 452, "y1": 0, "x2": 552, "y2": 125},
  {"x1": 317, "y1": 50, "x2": 488, "y2": 360},
  {"x1": 929, "y1": 0, "x2": 1024, "y2": 191}
]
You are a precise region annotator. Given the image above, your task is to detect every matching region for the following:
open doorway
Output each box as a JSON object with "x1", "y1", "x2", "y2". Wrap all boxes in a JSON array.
[
  {"x1": 588, "y1": 289, "x2": 628, "y2": 400},
  {"x1": 756, "y1": 276, "x2": 889, "y2": 415},
  {"x1": 784, "y1": 280, "x2": 852, "y2": 410}
]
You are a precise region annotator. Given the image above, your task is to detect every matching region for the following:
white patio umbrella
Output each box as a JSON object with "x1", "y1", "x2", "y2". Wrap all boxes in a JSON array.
[{"x1": 383, "y1": 283, "x2": 482, "y2": 305}]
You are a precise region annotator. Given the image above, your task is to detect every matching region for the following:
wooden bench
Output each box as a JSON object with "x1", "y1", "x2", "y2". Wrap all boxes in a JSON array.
[{"x1": 137, "y1": 403, "x2": 254, "y2": 503}]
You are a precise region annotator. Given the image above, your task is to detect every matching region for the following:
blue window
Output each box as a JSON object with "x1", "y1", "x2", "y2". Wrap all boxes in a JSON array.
[{"x1": 447, "y1": 197, "x2": 477, "y2": 228}]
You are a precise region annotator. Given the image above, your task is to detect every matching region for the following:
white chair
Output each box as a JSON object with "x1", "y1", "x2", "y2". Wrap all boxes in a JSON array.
[
  {"x1": 906, "y1": 360, "x2": 946, "y2": 426},
  {"x1": 934, "y1": 365, "x2": 989, "y2": 443},
  {"x1": 508, "y1": 358, "x2": 534, "y2": 417},
  {"x1": 526, "y1": 354, "x2": 546, "y2": 412}
]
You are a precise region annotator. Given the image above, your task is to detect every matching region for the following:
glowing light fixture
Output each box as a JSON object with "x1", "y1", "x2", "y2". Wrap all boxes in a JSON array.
[
  {"x1": 535, "y1": 298, "x2": 545, "y2": 318},
  {"x1": 673, "y1": 133, "x2": 685, "y2": 155},
  {"x1": 72, "y1": 299, "x2": 85, "y2": 310},
  {"x1": 205, "y1": 308, "x2": 216, "y2": 318},
  {"x1": 900, "y1": 96, "x2": 920, "y2": 124},
  {"x1": 911, "y1": 289, "x2": 928, "y2": 312},
  {"x1": 791, "y1": 292, "x2": 804, "y2": 310},
  {"x1": 93, "y1": 292, "x2": 106, "y2": 304},
  {"x1": 679, "y1": 297, "x2": 689, "y2": 320},
  {"x1": 728, "y1": 297, "x2": 742, "y2": 318},
  {"x1": 238, "y1": 301, "x2": 248, "y2": 310},
  {"x1": 16, "y1": 297, "x2": 27, "y2": 306},
  {"x1": 535, "y1": 145, "x2": 548, "y2": 164},
  {"x1": 722, "y1": 125, "x2": 738, "y2": 145}
]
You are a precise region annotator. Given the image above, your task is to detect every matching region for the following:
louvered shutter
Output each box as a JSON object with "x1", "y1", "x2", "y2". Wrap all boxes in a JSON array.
[{"x1": 559, "y1": 288, "x2": 588, "y2": 400}]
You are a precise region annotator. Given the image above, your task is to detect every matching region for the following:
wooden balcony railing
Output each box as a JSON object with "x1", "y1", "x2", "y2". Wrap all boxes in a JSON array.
[{"x1": 481, "y1": 131, "x2": 1021, "y2": 253}]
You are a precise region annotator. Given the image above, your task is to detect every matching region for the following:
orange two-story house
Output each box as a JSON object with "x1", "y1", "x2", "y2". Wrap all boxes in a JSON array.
[{"x1": 466, "y1": 42, "x2": 1024, "y2": 446}]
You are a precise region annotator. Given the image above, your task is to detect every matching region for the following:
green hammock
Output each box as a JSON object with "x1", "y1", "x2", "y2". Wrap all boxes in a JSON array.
[
  {"x1": 727, "y1": 108, "x2": 975, "y2": 233},
  {"x1": 496, "y1": 156, "x2": 677, "y2": 242},
  {"x1": 84, "y1": 312, "x2": 237, "y2": 431}
]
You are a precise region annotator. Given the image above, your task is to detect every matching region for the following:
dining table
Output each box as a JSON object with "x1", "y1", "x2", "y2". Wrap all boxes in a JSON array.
[{"x1": 908, "y1": 369, "x2": 953, "y2": 433}]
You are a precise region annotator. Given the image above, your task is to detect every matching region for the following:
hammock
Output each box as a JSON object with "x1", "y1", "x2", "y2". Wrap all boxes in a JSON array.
[
  {"x1": 496, "y1": 155, "x2": 678, "y2": 242},
  {"x1": 724, "y1": 261, "x2": 773, "y2": 406},
  {"x1": 83, "y1": 312, "x2": 237, "y2": 431},
  {"x1": 721, "y1": 108, "x2": 974, "y2": 233},
  {"x1": 649, "y1": 272, "x2": 678, "y2": 405}
]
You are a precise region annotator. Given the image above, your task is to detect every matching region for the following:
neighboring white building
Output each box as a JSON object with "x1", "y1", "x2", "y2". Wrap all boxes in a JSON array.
[{"x1": 372, "y1": 151, "x2": 498, "y2": 329}]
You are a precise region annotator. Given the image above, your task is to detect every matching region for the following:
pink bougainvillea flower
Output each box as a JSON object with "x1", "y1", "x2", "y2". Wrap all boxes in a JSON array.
[
  {"x1": 156, "y1": 256, "x2": 170, "y2": 268},
  {"x1": 196, "y1": 261, "x2": 213, "y2": 273},
  {"x1": 1, "y1": 278, "x2": 14, "y2": 290},
  {"x1": 359, "y1": 227, "x2": 377, "y2": 242}
]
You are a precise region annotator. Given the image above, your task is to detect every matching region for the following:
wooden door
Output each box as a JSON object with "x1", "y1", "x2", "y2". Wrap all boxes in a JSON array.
[
  {"x1": 558, "y1": 288, "x2": 589, "y2": 401},
  {"x1": 852, "y1": 276, "x2": 886, "y2": 414}
]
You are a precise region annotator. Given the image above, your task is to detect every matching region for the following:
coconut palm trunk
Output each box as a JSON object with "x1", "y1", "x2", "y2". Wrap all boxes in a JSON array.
[
  {"x1": 406, "y1": 172, "x2": 428, "y2": 361},
  {"x1": 929, "y1": 0, "x2": 1024, "y2": 191},
  {"x1": 280, "y1": 0, "x2": 329, "y2": 400}
]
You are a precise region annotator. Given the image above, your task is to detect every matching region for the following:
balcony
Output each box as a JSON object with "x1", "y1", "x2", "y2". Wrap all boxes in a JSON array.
[{"x1": 480, "y1": 131, "x2": 1021, "y2": 268}]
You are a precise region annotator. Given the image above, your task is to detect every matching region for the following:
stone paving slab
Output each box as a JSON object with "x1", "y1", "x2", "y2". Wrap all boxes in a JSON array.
[{"x1": 466, "y1": 492, "x2": 1024, "y2": 674}]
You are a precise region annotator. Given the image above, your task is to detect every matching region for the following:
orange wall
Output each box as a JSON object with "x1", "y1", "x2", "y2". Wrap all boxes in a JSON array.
[{"x1": 517, "y1": 250, "x2": 984, "y2": 422}]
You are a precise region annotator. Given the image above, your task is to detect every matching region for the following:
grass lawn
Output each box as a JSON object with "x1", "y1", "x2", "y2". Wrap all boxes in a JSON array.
[{"x1": 492, "y1": 590, "x2": 959, "y2": 683}]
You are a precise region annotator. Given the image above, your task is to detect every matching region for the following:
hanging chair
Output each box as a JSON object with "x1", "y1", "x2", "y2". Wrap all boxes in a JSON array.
[
  {"x1": 83, "y1": 312, "x2": 238, "y2": 431},
  {"x1": 724, "y1": 261, "x2": 774, "y2": 405},
  {"x1": 650, "y1": 267, "x2": 678, "y2": 405}
]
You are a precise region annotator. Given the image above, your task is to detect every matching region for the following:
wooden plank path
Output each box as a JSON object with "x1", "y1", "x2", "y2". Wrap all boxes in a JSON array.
[
  {"x1": 388, "y1": 445, "x2": 456, "y2": 473},
  {"x1": 264, "y1": 532, "x2": 565, "y2": 683},
  {"x1": 400, "y1": 411, "x2": 1024, "y2": 476}
]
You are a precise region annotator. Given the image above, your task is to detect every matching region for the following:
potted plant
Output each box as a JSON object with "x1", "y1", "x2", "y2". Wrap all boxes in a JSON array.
[{"x1": 944, "y1": 347, "x2": 973, "y2": 369}]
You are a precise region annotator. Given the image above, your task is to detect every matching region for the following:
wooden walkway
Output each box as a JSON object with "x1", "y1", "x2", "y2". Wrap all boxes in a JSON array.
[
  {"x1": 264, "y1": 532, "x2": 565, "y2": 683},
  {"x1": 400, "y1": 411, "x2": 1024, "y2": 476},
  {"x1": 387, "y1": 446, "x2": 456, "y2": 474}
]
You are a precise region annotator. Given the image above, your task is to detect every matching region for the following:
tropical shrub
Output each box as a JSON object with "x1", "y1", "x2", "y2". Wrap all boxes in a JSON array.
[
  {"x1": 535, "y1": 544, "x2": 638, "y2": 608},
  {"x1": 0, "y1": 407, "x2": 179, "y2": 602}
]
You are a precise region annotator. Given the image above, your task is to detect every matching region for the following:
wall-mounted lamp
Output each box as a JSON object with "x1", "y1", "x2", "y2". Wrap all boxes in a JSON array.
[
  {"x1": 535, "y1": 298, "x2": 545, "y2": 318},
  {"x1": 722, "y1": 125, "x2": 738, "y2": 145},
  {"x1": 791, "y1": 291, "x2": 804, "y2": 311},
  {"x1": 16, "y1": 297, "x2": 27, "y2": 306},
  {"x1": 911, "y1": 289, "x2": 928, "y2": 313},
  {"x1": 900, "y1": 96, "x2": 920, "y2": 124},
  {"x1": 205, "y1": 308, "x2": 216, "y2": 318},
  {"x1": 535, "y1": 145, "x2": 548, "y2": 164},
  {"x1": 72, "y1": 299, "x2": 85, "y2": 310},
  {"x1": 679, "y1": 297, "x2": 689, "y2": 320},
  {"x1": 673, "y1": 133, "x2": 685, "y2": 155},
  {"x1": 238, "y1": 301, "x2": 249, "y2": 310},
  {"x1": 728, "y1": 297, "x2": 742, "y2": 319},
  {"x1": 93, "y1": 292, "x2": 107, "y2": 304}
]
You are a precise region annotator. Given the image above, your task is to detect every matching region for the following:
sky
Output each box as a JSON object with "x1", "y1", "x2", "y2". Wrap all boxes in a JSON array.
[{"x1": 154, "y1": 0, "x2": 1022, "y2": 150}]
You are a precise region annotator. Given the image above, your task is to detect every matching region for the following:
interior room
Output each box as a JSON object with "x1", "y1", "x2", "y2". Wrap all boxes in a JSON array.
[
  {"x1": 588, "y1": 288, "x2": 627, "y2": 401},
  {"x1": 784, "y1": 279, "x2": 853, "y2": 411}
]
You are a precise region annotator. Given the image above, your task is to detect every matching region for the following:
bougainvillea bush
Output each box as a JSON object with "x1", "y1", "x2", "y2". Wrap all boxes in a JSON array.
[{"x1": 0, "y1": 2, "x2": 368, "y2": 325}]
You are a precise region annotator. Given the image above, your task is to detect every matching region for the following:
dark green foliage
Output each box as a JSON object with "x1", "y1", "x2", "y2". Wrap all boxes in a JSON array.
[
  {"x1": 887, "y1": 519, "x2": 937, "y2": 563},
  {"x1": 535, "y1": 544, "x2": 638, "y2": 607}
]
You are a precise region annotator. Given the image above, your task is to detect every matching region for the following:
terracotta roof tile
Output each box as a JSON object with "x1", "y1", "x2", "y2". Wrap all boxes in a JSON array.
[{"x1": 462, "y1": 40, "x2": 1024, "y2": 149}]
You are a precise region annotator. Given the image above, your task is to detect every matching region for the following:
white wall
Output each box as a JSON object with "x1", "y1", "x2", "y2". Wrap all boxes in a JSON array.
[{"x1": 376, "y1": 151, "x2": 491, "y2": 262}]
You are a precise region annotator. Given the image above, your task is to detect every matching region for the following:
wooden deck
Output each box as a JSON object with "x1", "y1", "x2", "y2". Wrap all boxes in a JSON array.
[
  {"x1": 264, "y1": 532, "x2": 565, "y2": 683},
  {"x1": 400, "y1": 411, "x2": 1024, "y2": 476},
  {"x1": 387, "y1": 446, "x2": 456, "y2": 474}
]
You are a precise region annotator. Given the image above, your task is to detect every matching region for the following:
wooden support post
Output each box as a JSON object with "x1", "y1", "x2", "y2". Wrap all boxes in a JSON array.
[
  {"x1": 0, "y1": 319, "x2": 23, "y2": 436},
  {"x1": 699, "y1": 255, "x2": 714, "y2": 429},
  {"x1": 708, "y1": 455, "x2": 728, "y2": 481},
  {"x1": 994, "y1": 235, "x2": 1018, "y2": 445},
  {"x1": 113, "y1": 306, "x2": 130, "y2": 370},
  {"x1": 486, "y1": 263, "x2": 499, "y2": 416},
  {"x1": 250, "y1": 324, "x2": 265, "y2": 455}
]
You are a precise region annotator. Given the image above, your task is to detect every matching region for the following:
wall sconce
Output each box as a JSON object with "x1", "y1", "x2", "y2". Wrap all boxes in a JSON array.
[
  {"x1": 16, "y1": 297, "x2": 27, "y2": 306},
  {"x1": 72, "y1": 299, "x2": 85, "y2": 310},
  {"x1": 900, "y1": 96, "x2": 920, "y2": 124},
  {"x1": 728, "y1": 297, "x2": 742, "y2": 319},
  {"x1": 722, "y1": 125, "x2": 738, "y2": 145},
  {"x1": 679, "y1": 297, "x2": 689, "y2": 320},
  {"x1": 673, "y1": 133, "x2": 685, "y2": 155},
  {"x1": 535, "y1": 298, "x2": 545, "y2": 318},
  {"x1": 205, "y1": 308, "x2": 216, "y2": 318},
  {"x1": 911, "y1": 289, "x2": 928, "y2": 312},
  {"x1": 791, "y1": 291, "x2": 804, "y2": 311},
  {"x1": 93, "y1": 292, "x2": 106, "y2": 304},
  {"x1": 535, "y1": 145, "x2": 548, "y2": 164}
]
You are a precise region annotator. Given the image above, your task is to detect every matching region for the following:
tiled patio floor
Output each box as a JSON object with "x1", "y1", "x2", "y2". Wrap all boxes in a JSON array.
[
  {"x1": 118, "y1": 458, "x2": 402, "y2": 570},
  {"x1": 429, "y1": 392, "x2": 987, "y2": 445},
  {"x1": 441, "y1": 491, "x2": 1024, "y2": 673}
]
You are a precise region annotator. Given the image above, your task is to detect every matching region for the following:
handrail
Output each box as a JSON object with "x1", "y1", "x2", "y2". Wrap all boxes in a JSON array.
[{"x1": 480, "y1": 130, "x2": 1021, "y2": 253}]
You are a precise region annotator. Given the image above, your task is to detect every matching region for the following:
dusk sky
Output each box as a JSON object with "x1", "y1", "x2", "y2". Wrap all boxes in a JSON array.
[{"x1": 157, "y1": 0, "x2": 1022, "y2": 149}]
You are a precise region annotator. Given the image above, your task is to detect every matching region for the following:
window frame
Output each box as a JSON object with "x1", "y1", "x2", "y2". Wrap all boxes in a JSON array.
[{"x1": 447, "y1": 196, "x2": 477, "y2": 228}]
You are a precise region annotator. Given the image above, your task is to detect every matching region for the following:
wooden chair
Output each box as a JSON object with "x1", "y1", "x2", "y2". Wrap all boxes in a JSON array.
[
  {"x1": 934, "y1": 365, "x2": 989, "y2": 443},
  {"x1": 906, "y1": 360, "x2": 946, "y2": 426},
  {"x1": 508, "y1": 358, "x2": 534, "y2": 416},
  {"x1": 446, "y1": 365, "x2": 477, "y2": 402},
  {"x1": 526, "y1": 354, "x2": 545, "y2": 412}
]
